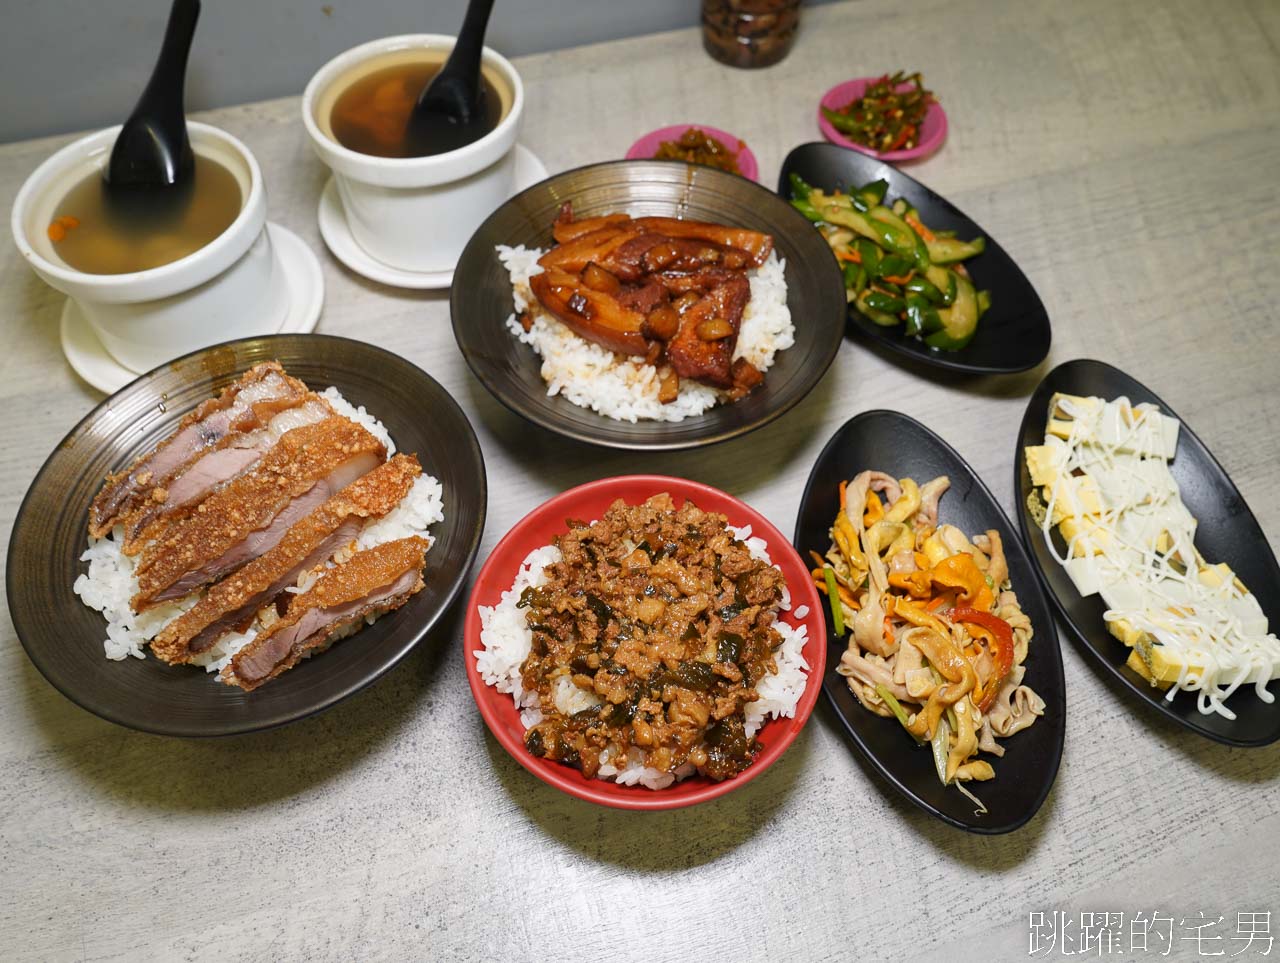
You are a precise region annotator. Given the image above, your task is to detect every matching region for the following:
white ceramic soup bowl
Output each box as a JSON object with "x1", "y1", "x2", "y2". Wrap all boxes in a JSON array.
[
  {"x1": 10, "y1": 121, "x2": 288, "y2": 375},
  {"x1": 302, "y1": 34, "x2": 525, "y2": 274}
]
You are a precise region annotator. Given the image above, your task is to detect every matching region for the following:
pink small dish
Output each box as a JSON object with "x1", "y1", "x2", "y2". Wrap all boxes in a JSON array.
[
  {"x1": 817, "y1": 77, "x2": 947, "y2": 163},
  {"x1": 625, "y1": 124, "x2": 759, "y2": 181}
]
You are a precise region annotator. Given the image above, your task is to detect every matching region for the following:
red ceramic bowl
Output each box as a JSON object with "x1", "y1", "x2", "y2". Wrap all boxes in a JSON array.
[
  {"x1": 463, "y1": 475, "x2": 826, "y2": 810},
  {"x1": 625, "y1": 124, "x2": 759, "y2": 182},
  {"x1": 817, "y1": 77, "x2": 947, "y2": 163}
]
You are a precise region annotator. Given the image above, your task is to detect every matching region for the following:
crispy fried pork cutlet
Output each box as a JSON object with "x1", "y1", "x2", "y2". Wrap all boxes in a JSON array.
[
  {"x1": 131, "y1": 416, "x2": 385, "y2": 610},
  {"x1": 222, "y1": 536, "x2": 429, "y2": 691},
  {"x1": 150, "y1": 454, "x2": 422, "y2": 664},
  {"x1": 89, "y1": 362, "x2": 310, "y2": 536},
  {"x1": 119, "y1": 398, "x2": 334, "y2": 554}
]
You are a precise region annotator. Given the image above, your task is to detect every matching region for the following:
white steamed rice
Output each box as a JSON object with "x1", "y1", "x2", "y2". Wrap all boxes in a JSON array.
[
  {"x1": 474, "y1": 523, "x2": 810, "y2": 791},
  {"x1": 72, "y1": 388, "x2": 444, "y2": 675},
  {"x1": 498, "y1": 243, "x2": 794, "y2": 423}
]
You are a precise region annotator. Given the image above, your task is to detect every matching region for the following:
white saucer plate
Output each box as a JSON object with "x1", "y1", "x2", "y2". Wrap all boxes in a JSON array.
[
  {"x1": 60, "y1": 222, "x2": 324, "y2": 394},
  {"x1": 317, "y1": 143, "x2": 549, "y2": 290}
]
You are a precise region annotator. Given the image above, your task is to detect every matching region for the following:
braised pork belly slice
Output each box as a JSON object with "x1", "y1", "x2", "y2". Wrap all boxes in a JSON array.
[
  {"x1": 150, "y1": 454, "x2": 422, "y2": 664},
  {"x1": 119, "y1": 398, "x2": 333, "y2": 554},
  {"x1": 529, "y1": 268, "x2": 649, "y2": 356},
  {"x1": 629, "y1": 217, "x2": 773, "y2": 267},
  {"x1": 89, "y1": 362, "x2": 311, "y2": 536},
  {"x1": 551, "y1": 209, "x2": 630, "y2": 244},
  {"x1": 221, "y1": 535, "x2": 429, "y2": 691},
  {"x1": 131, "y1": 416, "x2": 385, "y2": 610},
  {"x1": 535, "y1": 226, "x2": 643, "y2": 275},
  {"x1": 665, "y1": 273, "x2": 751, "y2": 388}
]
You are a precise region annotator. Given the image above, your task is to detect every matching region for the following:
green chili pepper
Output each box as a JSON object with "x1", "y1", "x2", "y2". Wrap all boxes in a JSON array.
[
  {"x1": 842, "y1": 262, "x2": 868, "y2": 296},
  {"x1": 823, "y1": 567, "x2": 845, "y2": 635},
  {"x1": 903, "y1": 295, "x2": 937, "y2": 337},
  {"x1": 905, "y1": 274, "x2": 945, "y2": 304},
  {"x1": 790, "y1": 198, "x2": 822, "y2": 222},
  {"x1": 864, "y1": 290, "x2": 906, "y2": 314},
  {"x1": 822, "y1": 107, "x2": 873, "y2": 137},
  {"x1": 856, "y1": 238, "x2": 881, "y2": 273},
  {"x1": 874, "y1": 253, "x2": 914, "y2": 280},
  {"x1": 788, "y1": 172, "x2": 814, "y2": 202},
  {"x1": 855, "y1": 291, "x2": 900, "y2": 327},
  {"x1": 858, "y1": 179, "x2": 889, "y2": 206}
]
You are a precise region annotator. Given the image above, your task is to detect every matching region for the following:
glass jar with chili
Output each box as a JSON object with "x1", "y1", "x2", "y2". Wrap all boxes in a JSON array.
[{"x1": 701, "y1": 0, "x2": 802, "y2": 69}]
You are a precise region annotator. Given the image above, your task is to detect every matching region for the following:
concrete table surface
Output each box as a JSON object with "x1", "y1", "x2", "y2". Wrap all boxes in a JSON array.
[{"x1": 2, "y1": 0, "x2": 1279, "y2": 959}]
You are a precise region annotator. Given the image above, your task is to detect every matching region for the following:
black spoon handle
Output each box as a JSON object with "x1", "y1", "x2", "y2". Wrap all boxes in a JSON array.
[
  {"x1": 134, "y1": 0, "x2": 201, "y2": 128},
  {"x1": 446, "y1": 0, "x2": 496, "y2": 84}
]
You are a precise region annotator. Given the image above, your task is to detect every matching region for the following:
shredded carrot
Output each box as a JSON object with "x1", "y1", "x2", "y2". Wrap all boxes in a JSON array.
[
  {"x1": 905, "y1": 212, "x2": 936, "y2": 243},
  {"x1": 809, "y1": 550, "x2": 827, "y2": 569},
  {"x1": 883, "y1": 616, "x2": 895, "y2": 649},
  {"x1": 881, "y1": 272, "x2": 914, "y2": 285},
  {"x1": 926, "y1": 594, "x2": 949, "y2": 612},
  {"x1": 835, "y1": 248, "x2": 862, "y2": 264},
  {"x1": 838, "y1": 480, "x2": 849, "y2": 512},
  {"x1": 864, "y1": 491, "x2": 883, "y2": 526}
]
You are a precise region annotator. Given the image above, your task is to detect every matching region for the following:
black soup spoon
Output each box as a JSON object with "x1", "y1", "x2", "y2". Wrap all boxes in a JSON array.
[
  {"x1": 405, "y1": 0, "x2": 497, "y2": 156},
  {"x1": 105, "y1": 0, "x2": 201, "y2": 199}
]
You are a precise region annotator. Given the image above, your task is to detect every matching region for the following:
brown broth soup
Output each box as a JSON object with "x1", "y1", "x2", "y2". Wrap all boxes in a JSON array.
[
  {"x1": 328, "y1": 59, "x2": 505, "y2": 158},
  {"x1": 48, "y1": 154, "x2": 242, "y2": 275}
]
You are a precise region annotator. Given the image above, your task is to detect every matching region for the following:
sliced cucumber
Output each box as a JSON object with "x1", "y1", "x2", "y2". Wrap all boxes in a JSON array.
[
  {"x1": 870, "y1": 205, "x2": 930, "y2": 269},
  {"x1": 925, "y1": 274, "x2": 978, "y2": 350},
  {"x1": 926, "y1": 235, "x2": 986, "y2": 264},
  {"x1": 821, "y1": 204, "x2": 884, "y2": 247},
  {"x1": 924, "y1": 264, "x2": 957, "y2": 305}
]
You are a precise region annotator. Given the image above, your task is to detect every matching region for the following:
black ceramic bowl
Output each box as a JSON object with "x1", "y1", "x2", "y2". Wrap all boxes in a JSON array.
[
  {"x1": 6, "y1": 335, "x2": 487, "y2": 737},
  {"x1": 1015, "y1": 359, "x2": 1280, "y2": 746},
  {"x1": 795, "y1": 410, "x2": 1065, "y2": 833},
  {"x1": 777, "y1": 142, "x2": 1050, "y2": 374},
  {"x1": 451, "y1": 159, "x2": 847, "y2": 449}
]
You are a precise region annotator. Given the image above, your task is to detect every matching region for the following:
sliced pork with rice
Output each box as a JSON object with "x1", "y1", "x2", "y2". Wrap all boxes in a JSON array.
[{"x1": 73, "y1": 362, "x2": 445, "y2": 692}]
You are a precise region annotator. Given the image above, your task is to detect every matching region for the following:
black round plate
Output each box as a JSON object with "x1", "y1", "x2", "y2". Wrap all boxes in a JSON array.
[
  {"x1": 451, "y1": 159, "x2": 847, "y2": 449},
  {"x1": 1014, "y1": 358, "x2": 1280, "y2": 746},
  {"x1": 777, "y1": 142, "x2": 1051, "y2": 374},
  {"x1": 794, "y1": 409, "x2": 1065, "y2": 833},
  {"x1": 6, "y1": 334, "x2": 487, "y2": 737}
]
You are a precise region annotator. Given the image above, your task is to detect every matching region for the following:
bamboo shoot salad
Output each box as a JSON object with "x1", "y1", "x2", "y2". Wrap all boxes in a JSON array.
[{"x1": 814, "y1": 470, "x2": 1043, "y2": 811}]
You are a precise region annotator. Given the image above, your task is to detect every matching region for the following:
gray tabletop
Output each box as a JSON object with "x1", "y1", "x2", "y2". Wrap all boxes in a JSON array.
[{"x1": 2, "y1": 1, "x2": 1279, "y2": 960}]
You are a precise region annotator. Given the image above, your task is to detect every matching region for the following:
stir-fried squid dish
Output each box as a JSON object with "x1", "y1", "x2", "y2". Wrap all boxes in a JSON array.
[
  {"x1": 814, "y1": 470, "x2": 1043, "y2": 810},
  {"x1": 1026, "y1": 393, "x2": 1280, "y2": 718}
]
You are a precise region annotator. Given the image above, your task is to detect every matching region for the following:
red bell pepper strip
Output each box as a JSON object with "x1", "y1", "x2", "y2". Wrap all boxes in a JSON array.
[{"x1": 948, "y1": 606, "x2": 1015, "y2": 713}]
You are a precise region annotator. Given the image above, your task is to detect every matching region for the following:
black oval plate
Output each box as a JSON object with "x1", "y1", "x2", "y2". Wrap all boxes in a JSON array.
[
  {"x1": 6, "y1": 334, "x2": 487, "y2": 737},
  {"x1": 1014, "y1": 359, "x2": 1280, "y2": 746},
  {"x1": 451, "y1": 159, "x2": 847, "y2": 450},
  {"x1": 794, "y1": 410, "x2": 1065, "y2": 833},
  {"x1": 777, "y1": 142, "x2": 1050, "y2": 374}
]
